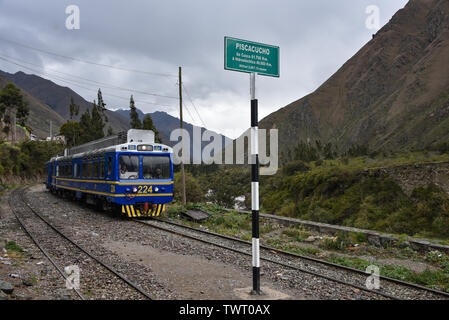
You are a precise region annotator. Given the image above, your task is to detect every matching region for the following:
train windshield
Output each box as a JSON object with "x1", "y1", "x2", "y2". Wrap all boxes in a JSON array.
[
  {"x1": 119, "y1": 155, "x2": 139, "y2": 180},
  {"x1": 142, "y1": 156, "x2": 171, "y2": 180}
]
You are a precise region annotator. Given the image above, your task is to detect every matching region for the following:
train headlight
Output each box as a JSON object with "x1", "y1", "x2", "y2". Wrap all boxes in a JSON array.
[
  {"x1": 132, "y1": 187, "x2": 138, "y2": 193},
  {"x1": 137, "y1": 145, "x2": 153, "y2": 151},
  {"x1": 154, "y1": 187, "x2": 159, "y2": 192}
]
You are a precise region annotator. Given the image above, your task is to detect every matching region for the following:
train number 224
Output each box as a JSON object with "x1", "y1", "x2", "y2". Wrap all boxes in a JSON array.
[{"x1": 137, "y1": 186, "x2": 153, "y2": 194}]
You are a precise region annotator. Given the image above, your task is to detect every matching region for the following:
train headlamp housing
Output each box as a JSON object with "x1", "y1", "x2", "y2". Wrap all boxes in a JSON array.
[
  {"x1": 132, "y1": 187, "x2": 138, "y2": 193},
  {"x1": 154, "y1": 187, "x2": 159, "y2": 192},
  {"x1": 137, "y1": 145, "x2": 153, "y2": 151}
]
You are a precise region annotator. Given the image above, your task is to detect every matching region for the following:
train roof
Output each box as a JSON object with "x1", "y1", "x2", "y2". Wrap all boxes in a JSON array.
[{"x1": 49, "y1": 129, "x2": 172, "y2": 163}]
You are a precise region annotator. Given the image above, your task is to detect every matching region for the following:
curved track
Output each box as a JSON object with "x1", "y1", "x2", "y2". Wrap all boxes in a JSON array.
[
  {"x1": 9, "y1": 187, "x2": 155, "y2": 300},
  {"x1": 134, "y1": 217, "x2": 449, "y2": 300}
]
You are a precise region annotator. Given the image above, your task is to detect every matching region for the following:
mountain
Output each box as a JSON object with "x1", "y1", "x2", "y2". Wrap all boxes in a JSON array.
[
  {"x1": 260, "y1": 0, "x2": 449, "y2": 155},
  {"x1": 114, "y1": 108, "x2": 231, "y2": 162},
  {"x1": 0, "y1": 74, "x2": 66, "y2": 139},
  {"x1": 0, "y1": 70, "x2": 130, "y2": 134}
]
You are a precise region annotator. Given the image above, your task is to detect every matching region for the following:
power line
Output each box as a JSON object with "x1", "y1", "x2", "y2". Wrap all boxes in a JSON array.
[
  {"x1": 0, "y1": 56, "x2": 174, "y2": 109},
  {"x1": 0, "y1": 37, "x2": 177, "y2": 78},
  {"x1": 182, "y1": 83, "x2": 207, "y2": 128},
  {"x1": 0, "y1": 53, "x2": 178, "y2": 100},
  {"x1": 182, "y1": 101, "x2": 196, "y2": 125}
]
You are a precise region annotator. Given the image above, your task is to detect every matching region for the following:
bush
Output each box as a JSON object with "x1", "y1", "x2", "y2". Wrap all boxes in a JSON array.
[
  {"x1": 281, "y1": 160, "x2": 310, "y2": 176},
  {"x1": 173, "y1": 171, "x2": 205, "y2": 203},
  {"x1": 0, "y1": 140, "x2": 64, "y2": 184},
  {"x1": 262, "y1": 164, "x2": 449, "y2": 239}
]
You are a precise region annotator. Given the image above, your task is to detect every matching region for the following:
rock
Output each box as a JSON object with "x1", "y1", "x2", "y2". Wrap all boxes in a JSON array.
[
  {"x1": 305, "y1": 236, "x2": 316, "y2": 242},
  {"x1": 0, "y1": 290, "x2": 8, "y2": 300},
  {"x1": 0, "y1": 280, "x2": 14, "y2": 294},
  {"x1": 399, "y1": 241, "x2": 411, "y2": 249},
  {"x1": 368, "y1": 236, "x2": 381, "y2": 247}
]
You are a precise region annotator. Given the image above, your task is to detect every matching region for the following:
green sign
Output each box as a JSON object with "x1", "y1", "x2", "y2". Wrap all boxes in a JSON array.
[{"x1": 224, "y1": 36, "x2": 279, "y2": 77}]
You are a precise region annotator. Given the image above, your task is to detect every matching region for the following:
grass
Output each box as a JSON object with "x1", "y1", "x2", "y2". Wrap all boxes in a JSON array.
[
  {"x1": 5, "y1": 240, "x2": 25, "y2": 258},
  {"x1": 281, "y1": 227, "x2": 311, "y2": 242},
  {"x1": 327, "y1": 255, "x2": 449, "y2": 292},
  {"x1": 5, "y1": 240, "x2": 24, "y2": 253}
]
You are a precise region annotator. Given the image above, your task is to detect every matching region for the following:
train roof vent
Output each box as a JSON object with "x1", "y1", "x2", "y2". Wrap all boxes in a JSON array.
[{"x1": 127, "y1": 129, "x2": 155, "y2": 144}]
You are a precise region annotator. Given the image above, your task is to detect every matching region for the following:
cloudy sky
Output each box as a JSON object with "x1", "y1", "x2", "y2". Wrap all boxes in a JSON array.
[{"x1": 0, "y1": 0, "x2": 408, "y2": 138}]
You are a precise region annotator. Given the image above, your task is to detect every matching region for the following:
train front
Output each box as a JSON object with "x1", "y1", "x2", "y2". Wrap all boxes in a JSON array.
[{"x1": 114, "y1": 129, "x2": 174, "y2": 218}]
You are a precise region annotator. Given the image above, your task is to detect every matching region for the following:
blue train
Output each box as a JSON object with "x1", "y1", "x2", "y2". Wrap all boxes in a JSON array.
[{"x1": 46, "y1": 129, "x2": 174, "y2": 218}]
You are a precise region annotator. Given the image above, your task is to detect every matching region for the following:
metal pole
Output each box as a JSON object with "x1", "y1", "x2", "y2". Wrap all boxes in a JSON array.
[
  {"x1": 250, "y1": 72, "x2": 260, "y2": 294},
  {"x1": 179, "y1": 66, "x2": 187, "y2": 205}
]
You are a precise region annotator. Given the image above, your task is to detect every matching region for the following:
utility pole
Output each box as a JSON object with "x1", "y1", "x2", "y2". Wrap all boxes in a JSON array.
[{"x1": 179, "y1": 66, "x2": 187, "y2": 205}]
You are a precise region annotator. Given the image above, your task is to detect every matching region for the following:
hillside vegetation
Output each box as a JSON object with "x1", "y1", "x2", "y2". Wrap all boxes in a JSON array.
[
  {"x1": 261, "y1": 151, "x2": 449, "y2": 239},
  {"x1": 0, "y1": 139, "x2": 64, "y2": 186}
]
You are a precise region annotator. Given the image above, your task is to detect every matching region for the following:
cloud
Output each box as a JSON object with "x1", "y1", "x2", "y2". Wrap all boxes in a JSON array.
[{"x1": 0, "y1": 0, "x2": 408, "y2": 138}]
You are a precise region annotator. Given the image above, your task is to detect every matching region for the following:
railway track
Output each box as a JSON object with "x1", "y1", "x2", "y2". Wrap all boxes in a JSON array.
[
  {"x1": 134, "y1": 217, "x2": 449, "y2": 300},
  {"x1": 9, "y1": 187, "x2": 155, "y2": 300}
]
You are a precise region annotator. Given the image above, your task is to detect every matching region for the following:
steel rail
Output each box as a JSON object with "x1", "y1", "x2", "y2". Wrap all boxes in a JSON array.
[
  {"x1": 15, "y1": 187, "x2": 155, "y2": 300},
  {"x1": 8, "y1": 188, "x2": 85, "y2": 300},
  {"x1": 133, "y1": 219, "x2": 400, "y2": 300}
]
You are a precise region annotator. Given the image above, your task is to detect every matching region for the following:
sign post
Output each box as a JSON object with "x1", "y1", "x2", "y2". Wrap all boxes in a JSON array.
[{"x1": 224, "y1": 36, "x2": 279, "y2": 295}]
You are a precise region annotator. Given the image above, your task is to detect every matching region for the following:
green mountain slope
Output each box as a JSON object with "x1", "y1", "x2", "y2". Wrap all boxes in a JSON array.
[
  {"x1": 0, "y1": 74, "x2": 65, "y2": 139},
  {"x1": 260, "y1": 0, "x2": 449, "y2": 155}
]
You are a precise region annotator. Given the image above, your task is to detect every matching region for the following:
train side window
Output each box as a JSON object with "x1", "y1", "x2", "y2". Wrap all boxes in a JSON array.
[
  {"x1": 87, "y1": 162, "x2": 93, "y2": 178},
  {"x1": 70, "y1": 164, "x2": 73, "y2": 177},
  {"x1": 82, "y1": 163, "x2": 87, "y2": 178},
  {"x1": 107, "y1": 156, "x2": 113, "y2": 179},
  {"x1": 74, "y1": 164, "x2": 78, "y2": 178},
  {"x1": 100, "y1": 160, "x2": 105, "y2": 178},
  {"x1": 77, "y1": 164, "x2": 81, "y2": 178},
  {"x1": 93, "y1": 161, "x2": 99, "y2": 178},
  {"x1": 56, "y1": 165, "x2": 59, "y2": 177}
]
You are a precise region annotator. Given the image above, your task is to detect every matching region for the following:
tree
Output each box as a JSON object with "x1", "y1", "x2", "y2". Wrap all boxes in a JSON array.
[
  {"x1": 97, "y1": 88, "x2": 108, "y2": 122},
  {"x1": 78, "y1": 102, "x2": 105, "y2": 144},
  {"x1": 107, "y1": 126, "x2": 114, "y2": 136},
  {"x1": 59, "y1": 121, "x2": 81, "y2": 147},
  {"x1": 142, "y1": 114, "x2": 161, "y2": 143},
  {"x1": 79, "y1": 108, "x2": 92, "y2": 144},
  {"x1": 0, "y1": 83, "x2": 29, "y2": 134},
  {"x1": 69, "y1": 97, "x2": 80, "y2": 120},
  {"x1": 129, "y1": 95, "x2": 141, "y2": 129},
  {"x1": 90, "y1": 100, "x2": 105, "y2": 140}
]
